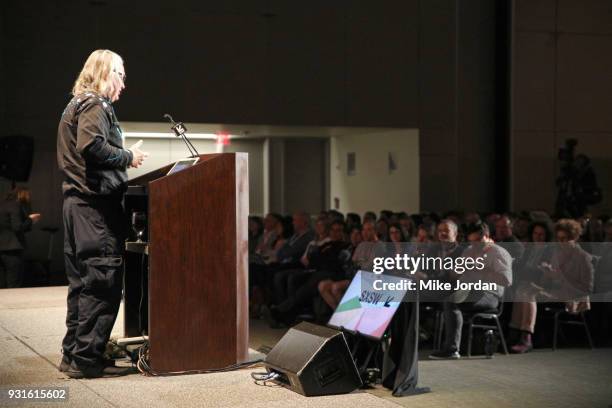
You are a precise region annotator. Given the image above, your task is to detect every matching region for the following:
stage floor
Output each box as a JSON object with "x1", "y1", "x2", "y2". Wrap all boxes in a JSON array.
[{"x1": 1, "y1": 286, "x2": 611, "y2": 408}]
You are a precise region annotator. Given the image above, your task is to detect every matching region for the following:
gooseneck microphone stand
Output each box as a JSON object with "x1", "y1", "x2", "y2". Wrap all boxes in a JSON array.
[{"x1": 163, "y1": 114, "x2": 200, "y2": 158}]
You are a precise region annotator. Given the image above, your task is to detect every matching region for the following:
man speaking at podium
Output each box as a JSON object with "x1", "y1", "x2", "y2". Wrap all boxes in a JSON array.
[{"x1": 57, "y1": 50, "x2": 148, "y2": 378}]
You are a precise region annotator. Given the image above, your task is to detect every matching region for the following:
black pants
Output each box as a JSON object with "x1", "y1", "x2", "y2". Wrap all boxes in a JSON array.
[
  {"x1": 61, "y1": 195, "x2": 125, "y2": 368},
  {"x1": 0, "y1": 250, "x2": 24, "y2": 288},
  {"x1": 276, "y1": 269, "x2": 337, "y2": 318},
  {"x1": 272, "y1": 268, "x2": 311, "y2": 305},
  {"x1": 442, "y1": 291, "x2": 499, "y2": 352}
]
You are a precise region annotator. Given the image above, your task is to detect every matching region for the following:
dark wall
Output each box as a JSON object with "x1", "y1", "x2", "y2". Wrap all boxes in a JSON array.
[
  {"x1": 511, "y1": 0, "x2": 612, "y2": 215},
  {"x1": 1, "y1": 0, "x2": 423, "y2": 129},
  {"x1": 418, "y1": 0, "x2": 499, "y2": 213},
  {"x1": 0, "y1": 0, "x2": 501, "y2": 273}
]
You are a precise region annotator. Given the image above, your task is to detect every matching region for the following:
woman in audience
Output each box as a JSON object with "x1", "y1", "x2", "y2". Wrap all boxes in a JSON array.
[
  {"x1": 376, "y1": 218, "x2": 390, "y2": 242},
  {"x1": 387, "y1": 223, "x2": 406, "y2": 252},
  {"x1": 253, "y1": 213, "x2": 282, "y2": 263},
  {"x1": 349, "y1": 225, "x2": 363, "y2": 250},
  {"x1": 248, "y1": 216, "x2": 264, "y2": 258},
  {"x1": 412, "y1": 223, "x2": 434, "y2": 256},
  {"x1": 319, "y1": 221, "x2": 384, "y2": 310},
  {"x1": 317, "y1": 225, "x2": 363, "y2": 311},
  {"x1": 266, "y1": 216, "x2": 292, "y2": 263},
  {"x1": 509, "y1": 219, "x2": 593, "y2": 353},
  {"x1": 413, "y1": 224, "x2": 433, "y2": 243},
  {"x1": 509, "y1": 220, "x2": 553, "y2": 352}
]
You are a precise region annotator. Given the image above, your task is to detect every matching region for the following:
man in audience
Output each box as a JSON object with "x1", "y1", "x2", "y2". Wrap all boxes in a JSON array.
[
  {"x1": 429, "y1": 222, "x2": 512, "y2": 359},
  {"x1": 495, "y1": 215, "x2": 525, "y2": 262},
  {"x1": 262, "y1": 220, "x2": 349, "y2": 327},
  {"x1": 251, "y1": 213, "x2": 282, "y2": 263},
  {"x1": 346, "y1": 213, "x2": 361, "y2": 231},
  {"x1": 249, "y1": 211, "x2": 313, "y2": 313},
  {"x1": 363, "y1": 211, "x2": 377, "y2": 224},
  {"x1": 272, "y1": 218, "x2": 330, "y2": 304},
  {"x1": 352, "y1": 221, "x2": 385, "y2": 270},
  {"x1": 422, "y1": 219, "x2": 465, "y2": 282},
  {"x1": 276, "y1": 211, "x2": 315, "y2": 266},
  {"x1": 397, "y1": 212, "x2": 415, "y2": 240}
]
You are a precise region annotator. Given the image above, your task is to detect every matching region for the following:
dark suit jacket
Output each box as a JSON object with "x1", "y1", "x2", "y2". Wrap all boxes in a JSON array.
[{"x1": 0, "y1": 200, "x2": 32, "y2": 251}]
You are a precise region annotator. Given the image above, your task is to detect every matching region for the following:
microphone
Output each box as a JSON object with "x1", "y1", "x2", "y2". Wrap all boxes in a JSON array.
[
  {"x1": 162, "y1": 113, "x2": 199, "y2": 158},
  {"x1": 163, "y1": 113, "x2": 187, "y2": 137}
]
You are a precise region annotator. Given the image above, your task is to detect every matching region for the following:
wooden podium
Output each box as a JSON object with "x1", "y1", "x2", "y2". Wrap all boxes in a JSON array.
[{"x1": 123, "y1": 153, "x2": 249, "y2": 373}]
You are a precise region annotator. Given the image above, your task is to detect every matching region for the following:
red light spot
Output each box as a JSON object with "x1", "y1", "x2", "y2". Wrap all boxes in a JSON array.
[{"x1": 216, "y1": 132, "x2": 230, "y2": 145}]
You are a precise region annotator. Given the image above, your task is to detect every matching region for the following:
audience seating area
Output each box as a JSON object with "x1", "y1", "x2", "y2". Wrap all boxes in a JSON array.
[{"x1": 248, "y1": 209, "x2": 612, "y2": 357}]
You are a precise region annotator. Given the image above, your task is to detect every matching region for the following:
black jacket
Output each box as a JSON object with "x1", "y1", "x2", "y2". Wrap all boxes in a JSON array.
[
  {"x1": 57, "y1": 93, "x2": 133, "y2": 197},
  {"x1": 0, "y1": 200, "x2": 31, "y2": 251},
  {"x1": 308, "y1": 240, "x2": 350, "y2": 275}
]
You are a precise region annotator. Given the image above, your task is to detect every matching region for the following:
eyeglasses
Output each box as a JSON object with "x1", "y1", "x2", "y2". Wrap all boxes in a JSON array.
[{"x1": 113, "y1": 70, "x2": 126, "y2": 83}]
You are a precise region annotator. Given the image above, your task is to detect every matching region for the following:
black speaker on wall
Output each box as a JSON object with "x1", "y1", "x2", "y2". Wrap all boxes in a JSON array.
[
  {"x1": 263, "y1": 322, "x2": 362, "y2": 397},
  {"x1": 0, "y1": 135, "x2": 34, "y2": 182}
]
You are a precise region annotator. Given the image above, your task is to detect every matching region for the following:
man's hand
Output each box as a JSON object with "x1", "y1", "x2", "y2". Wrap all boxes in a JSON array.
[
  {"x1": 29, "y1": 213, "x2": 42, "y2": 224},
  {"x1": 128, "y1": 140, "x2": 149, "y2": 168}
]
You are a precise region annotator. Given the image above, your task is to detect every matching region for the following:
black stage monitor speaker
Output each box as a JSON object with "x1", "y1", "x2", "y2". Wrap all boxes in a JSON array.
[{"x1": 263, "y1": 321, "x2": 362, "y2": 397}]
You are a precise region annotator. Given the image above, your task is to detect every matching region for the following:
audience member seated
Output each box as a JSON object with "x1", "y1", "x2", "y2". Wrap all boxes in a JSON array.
[
  {"x1": 251, "y1": 213, "x2": 282, "y2": 264},
  {"x1": 315, "y1": 224, "x2": 365, "y2": 316},
  {"x1": 249, "y1": 214, "x2": 290, "y2": 315},
  {"x1": 318, "y1": 221, "x2": 385, "y2": 311},
  {"x1": 363, "y1": 211, "x2": 377, "y2": 224},
  {"x1": 413, "y1": 224, "x2": 433, "y2": 243},
  {"x1": 262, "y1": 220, "x2": 350, "y2": 327},
  {"x1": 274, "y1": 211, "x2": 315, "y2": 267},
  {"x1": 413, "y1": 223, "x2": 434, "y2": 256},
  {"x1": 346, "y1": 212, "x2": 361, "y2": 231},
  {"x1": 272, "y1": 218, "x2": 331, "y2": 304},
  {"x1": 508, "y1": 220, "x2": 553, "y2": 353},
  {"x1": 509, "y1": 219, "x2": 594, "y2": 353},
  {"x1": 429, "y1": 222, "x2": 512, "y2": 359},
  {"x1": 348, "y1": 225, "x2": 363, "y2": 249},
  {"x1": 421, "y1": 219, "x2": 465, "y2": 282},
  {"x1": 249, "y1": 212, "x2": 311, "y2": 314},
  {"x1": 328, "y1": 209, "x2": 345, "y2": 223},
  {"x1": 397, "y1": 212, "x2": 415, "y2": 241},
  {"x1": 387, "y1": 223, "x2": 406, "y2": 251},
  {"x1": 248, "y1": 216, "x2": 264, "y2": 258},
  {"x1": 513, "y1": 213, "x2": 531, "y2": 242},
  {"x1": 379, "y1": 209, "x2": 394, "y2": 221},
  {"x1": 376, "y1": 218, "x2": 390, "y2": 242},
  {"x1": 495, "y1": 215, "x2": 526, "y2": 262}
]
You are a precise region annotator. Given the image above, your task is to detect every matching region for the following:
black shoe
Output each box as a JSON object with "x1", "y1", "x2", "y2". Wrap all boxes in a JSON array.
[
  {"x1": 59, "y1": 356, "x2": 117, "y2": 373},
  {"x1": 58, "y1": 355, "x2": 71, "y2": 372},
  {"x1": 65, "y1": 362, "x2": 136, "y2": 379},
  {"x1": 428, "y1": 349, "x2": 460, "y2": 360}
]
